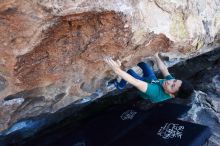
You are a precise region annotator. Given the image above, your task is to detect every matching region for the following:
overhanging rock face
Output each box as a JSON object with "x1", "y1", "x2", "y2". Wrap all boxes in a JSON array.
[
  {"x1": 0, "y1": 0, "x2": 220, "y2": 132},
  {"x1": 0, "y1": 48, "x2": 220, "y2": 146}
]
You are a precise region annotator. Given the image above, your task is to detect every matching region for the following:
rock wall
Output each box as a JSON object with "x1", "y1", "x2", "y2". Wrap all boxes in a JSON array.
[
  {"x1": 181, "y1": 58, "x2": 220, "y2": 146},
  {"x1": 0, "y1": 0, "x2": 220, "y2": 131}
]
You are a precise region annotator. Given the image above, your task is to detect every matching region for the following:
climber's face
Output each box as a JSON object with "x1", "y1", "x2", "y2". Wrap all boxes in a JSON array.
[{"x1": 162, "y1": 79, "x2": 182, "y2": 94}]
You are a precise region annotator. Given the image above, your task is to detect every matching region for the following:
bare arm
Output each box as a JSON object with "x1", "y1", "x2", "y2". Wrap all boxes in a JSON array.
[
  {"x1": 154, "y1": 52, "x2": 170, "y2": 77},
  {"x1": 104, "y1": 57, "x2": 148, "y2": 93}
]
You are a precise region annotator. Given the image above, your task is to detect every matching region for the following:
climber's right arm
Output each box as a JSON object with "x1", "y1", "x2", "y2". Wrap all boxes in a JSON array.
[{"x1": 104, "y1": 57, "x2": 148, "y2": 92}]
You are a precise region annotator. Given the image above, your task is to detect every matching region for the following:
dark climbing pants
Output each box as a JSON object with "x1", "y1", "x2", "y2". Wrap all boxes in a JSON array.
[{"x1": 118, "y1": 62, "x2": 157, "y2": 88}]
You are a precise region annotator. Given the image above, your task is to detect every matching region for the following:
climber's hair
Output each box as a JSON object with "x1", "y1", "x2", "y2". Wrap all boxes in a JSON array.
[{"x1": 176, "y1": 80, "x2": 194, "y2": 99}]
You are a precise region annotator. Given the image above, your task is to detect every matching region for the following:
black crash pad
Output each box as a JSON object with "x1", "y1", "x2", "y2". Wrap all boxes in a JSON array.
[
  {"x1": 57, "y1": 103, "x2": 191, "y2": 146},
  {"x1": 111, "y1": 119, "x2": 211, "y2": 146},
  {"x1": 59, "y1": 105, "x2": 150, "y2": 146}
]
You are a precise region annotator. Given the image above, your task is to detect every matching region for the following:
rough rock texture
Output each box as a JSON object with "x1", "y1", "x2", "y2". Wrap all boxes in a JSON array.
[
  {"x1": 0, "y1": 0, "x2": 220, "y2": 132},
  {"x1": 181, "y1": 60, "x2": 220, "y2": 146}
]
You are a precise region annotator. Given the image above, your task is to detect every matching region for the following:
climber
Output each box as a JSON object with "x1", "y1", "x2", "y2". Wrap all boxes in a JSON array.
[{"x1": 104, "y1": 52, "x2": 194, "y2": 103}]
